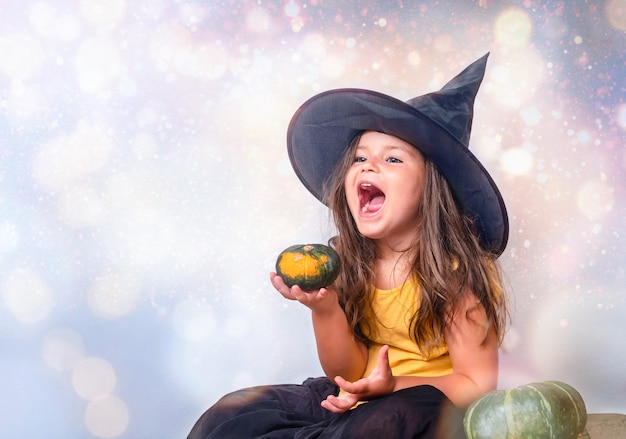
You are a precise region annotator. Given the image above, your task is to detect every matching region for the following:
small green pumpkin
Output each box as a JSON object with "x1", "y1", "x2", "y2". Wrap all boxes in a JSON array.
[
  {"x1": 463, "y1": 380, "x2": 587, "y2": 439},
  {"x1": 275, "y1": 244, "x2": 340, "y2": 290}
]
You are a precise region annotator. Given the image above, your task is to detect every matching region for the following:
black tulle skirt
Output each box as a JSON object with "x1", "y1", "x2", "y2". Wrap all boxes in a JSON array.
[{"x1": 187, "y1": 377, "x2": 465, "y2": 439}]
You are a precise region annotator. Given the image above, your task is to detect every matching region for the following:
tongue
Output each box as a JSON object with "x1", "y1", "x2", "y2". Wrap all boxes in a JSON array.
[{"x1": 363, "y1": 194, "x2": 385, "y2": 213}]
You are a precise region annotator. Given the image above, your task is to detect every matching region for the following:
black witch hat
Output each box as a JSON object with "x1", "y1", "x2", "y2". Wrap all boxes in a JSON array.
[{"x1": 286, "y1": 53, "x2": 508, "y2": 255}]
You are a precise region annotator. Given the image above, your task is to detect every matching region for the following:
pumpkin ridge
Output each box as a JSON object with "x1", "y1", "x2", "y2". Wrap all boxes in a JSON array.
[
  {"x1": 504, "y1": 389, "x2": 516, "y2": 436},
  {"x1": 462, "y1": 400, "x2": 476, "y2": 438},
  {"x1": 463, "y1": 380, "x2": 587, "y2": 439},
  {"x1": 550, "y1": 381, "x2": 586, "y2": 432},
  {"x1": 527, "y1": 384, "x2": 554, "y2": 438}
]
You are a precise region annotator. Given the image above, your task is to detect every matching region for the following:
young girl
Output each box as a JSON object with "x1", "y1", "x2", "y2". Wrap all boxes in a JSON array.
[{"x1": 188, "y1": 53, "x2": 509, "y2": 439}]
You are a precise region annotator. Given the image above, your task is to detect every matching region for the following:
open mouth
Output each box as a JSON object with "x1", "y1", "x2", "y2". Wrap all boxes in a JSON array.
[{"x1": 358, "y1": 182, "x2": 385, "y2": 214}]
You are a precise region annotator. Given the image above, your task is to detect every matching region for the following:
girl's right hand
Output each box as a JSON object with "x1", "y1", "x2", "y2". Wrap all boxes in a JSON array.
[{"x1": 269, "y1": 272, "x2": 338, "y2": 314}]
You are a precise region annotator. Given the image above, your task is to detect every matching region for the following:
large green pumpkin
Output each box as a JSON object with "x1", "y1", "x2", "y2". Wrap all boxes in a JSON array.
[
  {"x1": 463, "y1": 380, "x2": 587, "y2": 439},
  {"x1": 275, "y1": 244, "x2": 340, "y2": 290}
]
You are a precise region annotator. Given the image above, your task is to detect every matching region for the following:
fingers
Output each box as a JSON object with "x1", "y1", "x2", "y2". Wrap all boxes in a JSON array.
[
  {"x1": 269, "y1": 272, "x2": 327, "y2": 305},
  {"x1": 270, "y1": 272, "x2": 296, "y2": 300},
  {"x1": 334, "y1": 375, "x2": 367, "y2": 395},
  {"x1": 291, "y1": 284, "x2": 316, "y2": 302},
  {"x1": 377, "y1": 344, "x2": 390, "y2": 368},
  {"x1": 321, "y1": 393, "x2": 358, "y2": 413}
]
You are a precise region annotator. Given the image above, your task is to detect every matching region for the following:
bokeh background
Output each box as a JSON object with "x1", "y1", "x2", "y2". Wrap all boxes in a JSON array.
[{"x1": 1, "y1": 0, "x2": 624, "y2": 437}]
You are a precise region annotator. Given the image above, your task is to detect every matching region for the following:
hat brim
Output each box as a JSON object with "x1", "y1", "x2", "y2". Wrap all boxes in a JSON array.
[{"x1": 286, "y1": 88, "x2": 509, "y2": 256}]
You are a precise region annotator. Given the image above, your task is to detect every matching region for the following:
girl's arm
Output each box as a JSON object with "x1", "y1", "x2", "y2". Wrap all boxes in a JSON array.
[
  {"x1": 270, "y1": 273, "x2": 368, "y2": 383},
  {"x1": 322, "y1": 291, "x2": 498, "y2": 412},
  {"x1": 394, "y1": 293, "x2": 499, "y2": 406}
]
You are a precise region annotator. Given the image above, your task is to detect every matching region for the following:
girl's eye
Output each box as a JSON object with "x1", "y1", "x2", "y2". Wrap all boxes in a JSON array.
[
  {"x1": 386, "y1": 157, "x2": 403, "y2": 163},
  {"x1": 354, "y1": 156, "x2": 367, "y2": 163}
]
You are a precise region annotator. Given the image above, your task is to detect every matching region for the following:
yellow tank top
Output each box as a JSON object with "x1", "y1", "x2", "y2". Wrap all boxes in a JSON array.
[
  {"x1": 337, "y1": 277, "x2": 452, "y2": 402},
  {"x1": 361, "y1": 276, "x2": 452, "y2": 379}
]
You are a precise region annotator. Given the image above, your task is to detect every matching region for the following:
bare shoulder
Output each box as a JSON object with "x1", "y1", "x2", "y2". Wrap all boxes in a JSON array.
[{"x1": 446, "y1": 290, "x2": 493, "y2": 345}]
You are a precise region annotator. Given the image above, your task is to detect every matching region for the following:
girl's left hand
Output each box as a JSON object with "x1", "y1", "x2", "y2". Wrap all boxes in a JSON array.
[
  {"x1": 269, "y1": 272, "x2": 339, "y2": 314},
  {"x1": 321, "y1": 345, "x2": 396, "y2": 413}
]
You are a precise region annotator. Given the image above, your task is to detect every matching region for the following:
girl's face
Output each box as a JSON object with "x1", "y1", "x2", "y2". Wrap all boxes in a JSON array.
[{"x1": 344, "y1": 130, "x2": 427, "y2": 249}]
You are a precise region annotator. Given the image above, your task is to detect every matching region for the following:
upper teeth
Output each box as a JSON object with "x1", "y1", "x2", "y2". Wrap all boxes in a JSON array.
[{"x1": 360, "y1": 183, "x2": 372, "y2": 189}]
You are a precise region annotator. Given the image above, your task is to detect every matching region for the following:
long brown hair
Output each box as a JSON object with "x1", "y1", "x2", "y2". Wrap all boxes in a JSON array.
[{"x1": 325, "y1": 133, "x2": 508, "y2": 355}]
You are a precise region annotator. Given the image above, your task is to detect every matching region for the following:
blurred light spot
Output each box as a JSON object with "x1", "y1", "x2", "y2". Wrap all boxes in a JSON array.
[
  {"x1": 494, "y1": 8, "x2": 532, "y2": 48},
  {"x1": 75, "y1": 37, "x2": 122, "y2": 93},
  {"x1": 72, "y1": 357, "x2": 117, "y2": 400},
  {"x1": 179, "y1": 2, "x2": 205, "y2": 29},
  {"x1": 407, "y1": 51, "x2": 421, "y2": 66},
  {"x1": 487, "y1": 50, "x2": 544, "y2": 107},
  {"x1": 377, "y1": 18, "x2": 387, "y2": 27},
  {"x1": 474, "y1": 133, "x2": 502, "y2": 162},
  {"x1": 0, "y1": 33, "x2": 45, "y2": 79},
  {"x1": 577, "y1": 181, "x2": 614, "y2": 220},
  {"x1": 172, "y1": 298, "x2": 217, "y2": 341},
  {"x1": 33, "y1": 120, "x2": 114, "y2": 192},
  {"x1": 500, "y1": 147, "x2": 534, "y2": 176},
  {"x1": 42, "y1": 328, "x2": 85, "y2": 372},
  {"x1": 489, "y1": 64, "x2": 521, "y2": 107},
  {"x1": 2, "y1": 268, "x2": 53, "y2": 324},
  {"x1": 345, "y1": 37, "x2": 356, "y2": 49},
  {"x1": 80, "y1": 0, "x2": 126, "y2": 26},
  {"x1": 301, "y1": 32, "x2": 327, "y2": 59},
  {"x1": 520, "y1": 106, "x2": 543, "y2": 126},
  {"x1": 85, "y1": 395, "x2": 129, "y2": 438},
  {"x1": 606, "y1": 0, "x2": 626, "y2": 31},
  {"x1": 490, "y1": 64, "x2": 510, "y2": 83},
  {"x1": 284, "y1": 1, "x2": 300, "y2": 17},
  {"x1": 291, "y1": 15, "x2": 305, "y2": 32},
  {"x1": 576, "y1": 130, "x2": 591, "y2": 144},
  {"x1": 88, "y1": 273, "x2": 141, "y2": 319},
  {"x1": 574, "y1": 36, "x2": 583, "y2": 44},
  {"x1": 58, "y1": 184, "x2": 107, "y2": 228}
]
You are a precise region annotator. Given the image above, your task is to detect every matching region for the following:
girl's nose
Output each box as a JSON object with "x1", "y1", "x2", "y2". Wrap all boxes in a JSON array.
[{"x1": 361, "y1": 159, "x2": 379, "y2": 173}]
